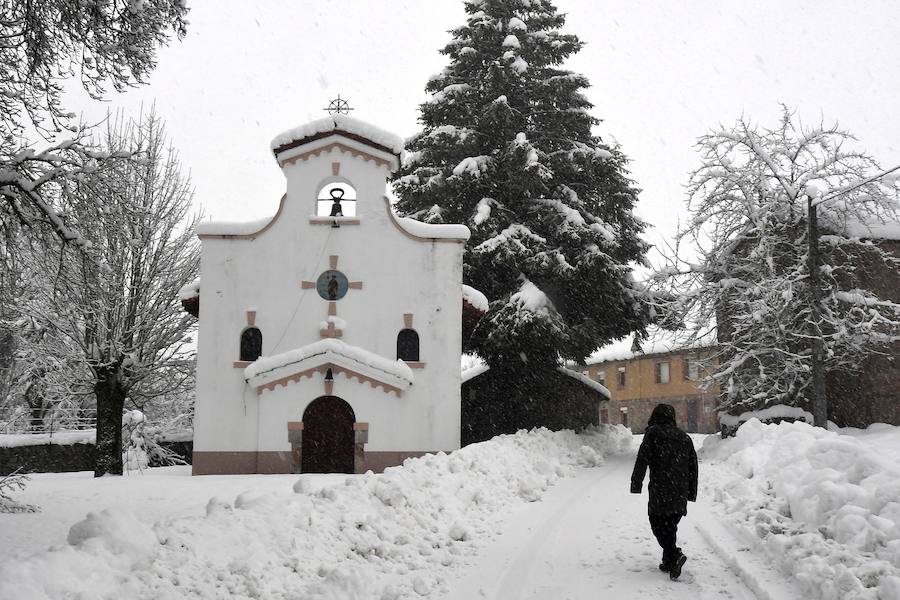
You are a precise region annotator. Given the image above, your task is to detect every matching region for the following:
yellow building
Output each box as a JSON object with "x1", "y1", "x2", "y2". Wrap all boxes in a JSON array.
[{"x1": 575, "y1": 332, "x2": 719, "y2": 433}]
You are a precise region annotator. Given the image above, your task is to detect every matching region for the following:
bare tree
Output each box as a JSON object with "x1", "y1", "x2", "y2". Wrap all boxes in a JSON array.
[
  {"x1": 19, "y1": 110, "x2": 199, "y2": 475},
  {"x1": 653, "y1": 108, "x2": 900, "y2": 426},
  {"x1": 0, "y1": 0, "x2": 188, "y2": 246}
]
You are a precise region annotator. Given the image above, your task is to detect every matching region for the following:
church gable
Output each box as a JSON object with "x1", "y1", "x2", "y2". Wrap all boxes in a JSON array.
[
  {"x1": 270, "y1": 114, "x2": 404, "y2": 172},
  {"x1": 192, "y1": 111, "x2": 469, "y2": 476}
]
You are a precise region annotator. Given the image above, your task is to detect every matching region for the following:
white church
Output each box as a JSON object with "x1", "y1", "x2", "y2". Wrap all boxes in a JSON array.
[{"x1": 186, "y1": 113, "x2": 471, "y2": 475}]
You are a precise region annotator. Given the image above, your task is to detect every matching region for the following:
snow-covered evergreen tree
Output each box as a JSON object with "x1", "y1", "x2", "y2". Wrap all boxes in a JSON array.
[
  {"x1": 655, "y1": 108, "x2": 900, "y2": 424},
  {"x1": 394, "y1": 0, "x2": 651, "y2": 368}
]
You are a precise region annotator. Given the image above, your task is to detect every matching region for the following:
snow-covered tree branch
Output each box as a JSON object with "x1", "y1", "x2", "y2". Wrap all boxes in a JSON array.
[
  {"x1": 12, "y1": 110, "x2": 200, "y2": 476},
  {"x1": 653, "y1": 108, "x2": 900, "y2": 424},
  {"x1": 0, "y1": 0, "x2": 188, "y2": 247}
]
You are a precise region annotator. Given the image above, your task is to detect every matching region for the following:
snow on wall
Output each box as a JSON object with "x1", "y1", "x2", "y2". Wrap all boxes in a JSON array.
[
  {"x1": 177, "y1": 278, "x2": 201, "y2": 301},
  {"x1": 270, "y1": 114, "x2": 405, "y2": 155},
  {"x1": 393, "y1": 212, "x2": 470, "y2": 240},
  {"x1": 0, "y1": 430, "x2": 95, "y2": 448},
  {"x1": 462, "y1": 284, "x2": 489, "y2": 312}
]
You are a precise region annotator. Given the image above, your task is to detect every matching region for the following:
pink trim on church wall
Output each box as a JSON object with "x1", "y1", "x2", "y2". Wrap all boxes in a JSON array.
[{"x1": 192, "y1": 449, "x2": 443, "y2": 475}]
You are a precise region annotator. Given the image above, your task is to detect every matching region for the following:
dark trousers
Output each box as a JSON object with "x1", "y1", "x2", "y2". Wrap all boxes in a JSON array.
[{"x1": 649, "y1": 513, "x2": 683, "y2": 565}]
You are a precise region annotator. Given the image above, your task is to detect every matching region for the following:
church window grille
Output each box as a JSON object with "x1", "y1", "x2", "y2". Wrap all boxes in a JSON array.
[
  {"x1": 240, "y1": 327, "x2": 263, "y2": 361},
  {"x1": 397, "y1": 329, "x2": 420, "y2": 362}
]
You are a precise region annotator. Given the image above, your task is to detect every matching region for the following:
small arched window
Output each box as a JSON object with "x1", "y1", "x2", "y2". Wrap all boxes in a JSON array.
[
  {"x1": 397, "y1": 329, "x2": 420, "y2": 362},
  {"x1": 240, "y1": 327, "x2": 263, "y2": 361},
  {"x1": 317, "y1": 182, "x2": 357, "y2": 217}
]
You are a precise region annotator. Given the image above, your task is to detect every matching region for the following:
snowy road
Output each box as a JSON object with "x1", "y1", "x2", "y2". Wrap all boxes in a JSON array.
[{"x1": 440, "y1": 455, "x2": 799, "y2": 600}]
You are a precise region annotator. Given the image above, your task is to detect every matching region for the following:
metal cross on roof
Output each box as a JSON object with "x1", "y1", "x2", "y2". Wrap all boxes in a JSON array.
[{"x1": 323, "y1": 94, "x2": 354, "y2": 115}]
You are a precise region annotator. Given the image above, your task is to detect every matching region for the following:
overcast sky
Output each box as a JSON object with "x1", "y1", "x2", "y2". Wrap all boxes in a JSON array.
[{"x1": 71, "y1": 0, "x2": 900, "y2": 263}]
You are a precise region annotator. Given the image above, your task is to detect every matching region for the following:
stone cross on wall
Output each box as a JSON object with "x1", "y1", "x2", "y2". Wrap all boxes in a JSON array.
[{"x1": 300, "y1": 255, "x2": 363, "y2": 338}]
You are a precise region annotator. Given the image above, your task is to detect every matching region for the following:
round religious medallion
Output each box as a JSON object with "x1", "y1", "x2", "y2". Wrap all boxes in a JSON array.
[{"x1": 316, "y1": 270, "x2": 349, "y2": 301}]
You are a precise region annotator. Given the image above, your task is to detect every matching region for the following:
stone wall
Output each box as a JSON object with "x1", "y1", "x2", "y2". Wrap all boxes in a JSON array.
[
  {"x1": 0, "y1": 440, "x2": 193, "y2": 475},
  {"x1": 462, "y1": 366, "x2": 602, "y2": 446},
  {"x1": 0, "y1": 443, "x2": 96, "y2": 475}
]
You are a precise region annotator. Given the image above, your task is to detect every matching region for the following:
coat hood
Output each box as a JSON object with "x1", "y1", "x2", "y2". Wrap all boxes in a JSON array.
[{"x1": 648, "y1": 403, "x2": 677, "y2": 427}]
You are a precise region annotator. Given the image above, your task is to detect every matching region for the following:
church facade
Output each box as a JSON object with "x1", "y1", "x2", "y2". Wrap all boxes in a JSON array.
[{"x1": 190, "y1": 115, "x2": 470, "y2": 475}]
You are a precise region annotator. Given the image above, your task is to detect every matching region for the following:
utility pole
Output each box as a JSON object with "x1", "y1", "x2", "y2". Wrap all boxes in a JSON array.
[
  {"x1": 806, "y1": 195, "x2": 827, "y2": 427},
  {"x1": 805, "y1": 164, "x2": 900, "y2": 428}
]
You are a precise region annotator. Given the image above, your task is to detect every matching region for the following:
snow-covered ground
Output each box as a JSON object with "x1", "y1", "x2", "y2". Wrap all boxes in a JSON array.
[{"x1": 2, "y1": 422, "x2": 899, "y2": 599}]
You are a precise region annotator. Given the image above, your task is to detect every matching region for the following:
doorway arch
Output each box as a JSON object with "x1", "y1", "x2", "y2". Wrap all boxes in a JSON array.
[{"x1": 301, "y1": 395, "x2": 355, "y2": 473}]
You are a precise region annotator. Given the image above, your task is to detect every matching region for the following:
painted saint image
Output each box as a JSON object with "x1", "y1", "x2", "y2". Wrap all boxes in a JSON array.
[
  {"x1": 327, "y1": 273, "x2": 339, "y2": 300},
  {"x1": 316, "y1": 270, "x2": 349, "y2": 301}
]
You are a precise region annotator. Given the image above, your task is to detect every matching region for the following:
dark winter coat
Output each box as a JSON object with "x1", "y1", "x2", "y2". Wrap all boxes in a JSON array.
[{"x1": 630, "y1": 404, "x2": 699, "y2": 515}]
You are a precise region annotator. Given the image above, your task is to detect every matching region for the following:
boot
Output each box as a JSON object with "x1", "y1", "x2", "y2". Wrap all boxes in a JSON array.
[{"x1": 669, "y1": 552, "x2": 687, "y2": 580}]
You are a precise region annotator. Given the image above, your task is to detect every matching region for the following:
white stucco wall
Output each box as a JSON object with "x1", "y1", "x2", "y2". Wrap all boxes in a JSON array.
[{"x1": 194, "y1": 139, "x2": 464, "y2": 460}]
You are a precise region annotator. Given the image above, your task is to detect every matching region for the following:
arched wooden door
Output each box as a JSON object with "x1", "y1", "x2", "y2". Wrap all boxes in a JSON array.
[{"x1": 301, "y1": 396, "x2": 355, "y2": 473}]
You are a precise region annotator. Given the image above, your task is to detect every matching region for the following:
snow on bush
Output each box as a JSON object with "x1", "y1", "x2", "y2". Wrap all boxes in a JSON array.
[
  {"x1": 0, "y1": 468, "x2": 38, "y2": 513},
  {"x1": 703, "y1": 419, "x2": 900, "y2": 600},
  {"x1": 0, "y1": 426, "x2": 632, "y2": 599}
]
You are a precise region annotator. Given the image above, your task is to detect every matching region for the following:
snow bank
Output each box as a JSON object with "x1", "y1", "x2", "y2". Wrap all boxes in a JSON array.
[
  {"x1": 0, "y1": 427, "x2": 633, "y2": 599},
  {"x1": 703, "y1": 420, "x2": 900, "y2": 600}
]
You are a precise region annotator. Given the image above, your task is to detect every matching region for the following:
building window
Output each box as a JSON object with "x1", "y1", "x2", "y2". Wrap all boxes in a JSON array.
[
  {"x1": 317, "y1": 182, "x2": 357, "y2": 217},
  {"x1": 617, "y1": 367, "x2": 626, "y2": 388},
  {"x1": 686, "y1": 359, "x2": 701, "y2": 381},
  {"x1": 595, "y1": 369, "x2": 605, "y2": 386},
  {"x1": 240, "y1": 327, "x2": 262, "y2": 361},
  {"x1": 655, "y1": 361, "x2": 670, "y2": 384},
  {"x1": 397, "y1": 329, "x2": 420, "y2": 361}
]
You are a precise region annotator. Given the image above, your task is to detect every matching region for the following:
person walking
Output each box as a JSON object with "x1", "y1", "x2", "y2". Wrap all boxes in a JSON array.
[{"x1": 630, "y1": 403, "x2": 698, "y2": 580}]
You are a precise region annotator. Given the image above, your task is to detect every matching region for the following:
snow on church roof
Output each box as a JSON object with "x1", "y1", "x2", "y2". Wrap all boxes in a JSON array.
[
  {"x1": 195, "y1": 215, "x2": 273, "y2": 237},
  {"x1": 586, "y1": 327, "x2": 714, "y2": 365},
  {"x1": 270, "y1": 114, "x2": 405, "y2": 156},
  {"x1": 558, "y1": 366, "x2": 611, "y2": 398},
  {"x1": 460, "y1": 354, "x2": 610, "y2": 398},
  {"x1": 245, "y1": 338, "x2": 414, "y2": 390}
]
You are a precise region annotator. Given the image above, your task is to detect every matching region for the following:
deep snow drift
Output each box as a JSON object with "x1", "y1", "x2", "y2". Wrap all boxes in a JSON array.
[
  {"x1": 702, "y1": 419, "x2": 900, "y2": 600},
  {"x1": 5, "y1": 420, "x2": 900, "y2": 599},
  {"x1": 0, "y1": 426, "x2": 632, "y2": 600}
]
